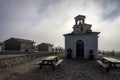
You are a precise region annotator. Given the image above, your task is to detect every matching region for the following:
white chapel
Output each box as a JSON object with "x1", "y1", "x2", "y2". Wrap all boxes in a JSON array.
[{"x1": 64, "y1": 15, "x2": 100, "y2": 59}]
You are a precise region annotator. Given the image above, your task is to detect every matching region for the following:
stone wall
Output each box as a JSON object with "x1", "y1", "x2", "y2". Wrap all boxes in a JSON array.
[
  {"x1": 65, "y1": 34, "x2": 99, "y2": 59},
  {"x1": 0, "y1": 52, "x2": 52, "y2": 69}
]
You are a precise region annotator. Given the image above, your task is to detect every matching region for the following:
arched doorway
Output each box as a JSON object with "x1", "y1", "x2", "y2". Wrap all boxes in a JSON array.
[{"x1": 76, "y1": 40, "x2": 84, "y2": 57}]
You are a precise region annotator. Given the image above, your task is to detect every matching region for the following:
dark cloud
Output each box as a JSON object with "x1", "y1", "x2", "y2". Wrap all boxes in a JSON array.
[{"x1": 97, "y1": 0, "x2": 120, "y2": 20}]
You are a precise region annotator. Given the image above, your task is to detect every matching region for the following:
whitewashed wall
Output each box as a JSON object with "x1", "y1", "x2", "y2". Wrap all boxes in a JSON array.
[{"x1": 64, "y1": 34, "x2": 99, "y2": 59}]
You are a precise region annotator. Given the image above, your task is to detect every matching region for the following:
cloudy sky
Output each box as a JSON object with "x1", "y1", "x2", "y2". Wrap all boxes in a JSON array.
[{"x1": 0, "y1": 0, "x2": 120, "y2": 51}]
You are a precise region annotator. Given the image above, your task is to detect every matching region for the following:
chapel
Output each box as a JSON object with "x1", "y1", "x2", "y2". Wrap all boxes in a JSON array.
[{"x1": 64, "y1": 15, "x2": 100, "y2": 59}]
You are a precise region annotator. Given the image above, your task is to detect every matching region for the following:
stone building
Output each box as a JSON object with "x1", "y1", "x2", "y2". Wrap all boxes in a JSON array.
[
  {"x1": 63, "y1": 15, "x2": 100, "y2": 59},
  {"x1": 4, "y1": 37, "x2": 35, "y2": 51},
  {"x1": 37, "y1": 43, "x2": 53, "y2": 52}
]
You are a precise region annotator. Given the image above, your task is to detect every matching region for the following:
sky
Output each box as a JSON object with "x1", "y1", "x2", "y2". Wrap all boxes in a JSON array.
[{"x1": 0, "y1": 0, "x2": 120, "y2": 51}]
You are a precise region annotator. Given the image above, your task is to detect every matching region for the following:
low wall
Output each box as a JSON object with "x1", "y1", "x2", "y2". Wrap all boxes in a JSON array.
[{"x1": 0, "y1": 52, "x2": 53, "y2": 69}]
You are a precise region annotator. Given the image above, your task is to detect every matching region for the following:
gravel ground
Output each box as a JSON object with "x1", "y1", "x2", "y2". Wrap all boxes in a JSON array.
[{"x1": 0, "y1": 57, "x2": 120, "y2": 80}]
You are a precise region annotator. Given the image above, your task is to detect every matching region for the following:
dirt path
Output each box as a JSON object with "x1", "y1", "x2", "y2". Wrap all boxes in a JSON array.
[{"x1": 0, "y1": 57, "x2": 120, "y2": 80}]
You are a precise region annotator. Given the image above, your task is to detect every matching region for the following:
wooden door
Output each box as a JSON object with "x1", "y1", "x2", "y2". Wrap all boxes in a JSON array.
[{"x1": 76, "y1": 40, "x2": 84, "y2": 57}]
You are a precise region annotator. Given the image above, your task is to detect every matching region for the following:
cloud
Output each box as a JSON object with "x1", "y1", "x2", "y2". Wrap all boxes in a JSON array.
[
  {"x1": 0, "y1": 0, "x2": 120, "y2": 50},
  {"x1": 98, "y1": 15, "x2": 120, "y2": 50}
]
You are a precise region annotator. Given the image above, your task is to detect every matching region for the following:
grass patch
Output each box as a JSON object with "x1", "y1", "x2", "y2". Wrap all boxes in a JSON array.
[
  {"x1": 103, "y1": 55, "x2": 120, "y2": 60},
  {"x1": 52, "y1": 52, "x2": 65, "y2": 58},
  {"x1": 110, "y1": 56, "x2": 120, "y2": 60}
]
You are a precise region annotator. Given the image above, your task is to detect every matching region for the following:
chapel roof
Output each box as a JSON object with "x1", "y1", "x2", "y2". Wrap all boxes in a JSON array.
[{"x1": 63, "y1": 32, "x2": 100, "y2": 36}]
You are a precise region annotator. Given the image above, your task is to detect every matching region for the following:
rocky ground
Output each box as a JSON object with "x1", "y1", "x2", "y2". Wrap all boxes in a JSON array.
[{"x1": 0, "y1": 57, "x2": 120, "y2": 80}]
